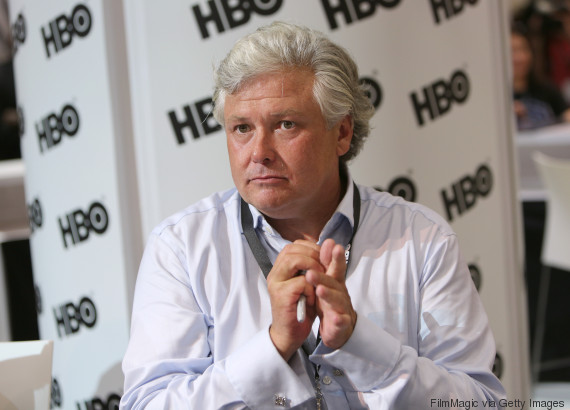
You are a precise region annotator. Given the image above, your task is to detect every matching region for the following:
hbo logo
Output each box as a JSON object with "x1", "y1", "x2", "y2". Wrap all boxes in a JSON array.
[
  {"x1": 53, "y1": 296, "x2": 97, "y2": 338},
  {"x1": 375, "y1": 176, "x2": 417, "y2": 203},
  {"x1": 360, "y1": 77, "x2": 382, "y2": 110},
  {"x1": 58, "y1": 201, "x2": 109, "y2": 248},
  {"x1": 76, "y1": 393, "x2": 121, "y2": 410},
  {"x1": 51, "y1": 378, "x2": 62, "y2": 408},
  {"x1": 36, "y1": 104, "x2": 79, "y2": 153},
  {"x1": 321, "y1": 0, "x2": 402, "y2": 30},
  {"x1": 192, "y1": 0, "x2": 283, "y2": 39},
  {"x1": 493, "y1": 352, "x2": 503, "y2": 379},
  {"x1": 168, "y1": 96, "x2": 221, "y2": 144},
  {"x1": 441, "y1": 164, "x2": 492, "y2": 222},
  {"x1": 41, "y1": 4, "x2": 92, "y2": 58},
  {"x1": 430, "y1": 0, "x2": 479, "y2": 24},
  {"x1": 468, "y1": 263, "x2": 482, "y2": 291},
  {"x1": 27, "y1": 198, "x2": 43, "y2": 233},
  {"x1": 11, "y1": 13, "x2": 26, "y2": 54},
  {"x1": 410, "y1": 69, "x2": 469, "y2": 126}
]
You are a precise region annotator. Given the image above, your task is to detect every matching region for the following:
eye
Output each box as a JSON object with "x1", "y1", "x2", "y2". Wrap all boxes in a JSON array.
[
  {"x1": 236, "y1": 124, "x2": 250, "y2": 133},
  {"x1": 280, "y1": 121, "x2": 295, "y2": 130}
]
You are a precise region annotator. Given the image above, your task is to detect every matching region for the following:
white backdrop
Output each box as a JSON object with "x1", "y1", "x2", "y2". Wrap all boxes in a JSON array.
[
  {"x1": 8, "y1": 0, "x2": 530, "y2": 406},
  {"x1": 8, "y1": 1, "x2": 140, "y2": 408}
]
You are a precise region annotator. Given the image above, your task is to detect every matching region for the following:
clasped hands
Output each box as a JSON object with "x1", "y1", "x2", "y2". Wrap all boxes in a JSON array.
[{"x1": 267, "y1": 238, "x2": 357, "y2": 361}]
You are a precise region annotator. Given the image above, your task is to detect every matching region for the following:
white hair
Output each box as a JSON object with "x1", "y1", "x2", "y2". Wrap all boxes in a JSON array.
[{"x1": 213, "y1": 21, "x2": 375, "y2": 163}]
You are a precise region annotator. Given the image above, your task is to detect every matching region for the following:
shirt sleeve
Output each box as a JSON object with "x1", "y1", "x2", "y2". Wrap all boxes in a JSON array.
[
  {"x1": 310, "y1": 231, "x2": 506, "y2": 409},
  {"x1": 120, "y1": 232, "x2": 315, "y2": 409}
]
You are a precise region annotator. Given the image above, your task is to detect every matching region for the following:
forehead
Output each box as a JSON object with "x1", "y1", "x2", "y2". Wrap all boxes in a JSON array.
[{"x1": 224, "y1": 69, "x2": 317, "y2": 115}]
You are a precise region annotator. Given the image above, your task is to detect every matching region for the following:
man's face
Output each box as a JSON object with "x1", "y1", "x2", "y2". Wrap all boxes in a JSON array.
[
  {"x1": 511, "y1": 33, "x2": 532, "y2": 82},
  {"x1": 224, "y1": 69, "x2": 352, "y2": 220}
]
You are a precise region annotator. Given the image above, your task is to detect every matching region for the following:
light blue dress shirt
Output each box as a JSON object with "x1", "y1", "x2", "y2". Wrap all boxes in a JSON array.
[{"x1": 121, "y1": 180, "x2": 506, "y2": 409}]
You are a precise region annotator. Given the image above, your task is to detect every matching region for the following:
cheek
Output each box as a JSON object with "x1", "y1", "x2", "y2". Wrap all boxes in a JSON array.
[
  {"x1": 227, "y1": 144, "x2": 246, "y2": 176},
  {"x1": 287, "y1": 140, "x2": 330, "y2": 174}
]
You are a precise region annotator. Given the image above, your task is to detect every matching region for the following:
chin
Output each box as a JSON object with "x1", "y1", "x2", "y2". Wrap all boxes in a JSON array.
[{"x1": 246, "y1": 194, "x2": 292, "y2": 217}]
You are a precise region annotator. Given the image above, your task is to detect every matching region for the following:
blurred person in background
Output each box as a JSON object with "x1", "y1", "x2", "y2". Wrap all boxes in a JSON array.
[
  {"x1": 546, "y1": 0, "x2": 570, "y2": 100},
  {"x1": 512, "y1": 23, "x2": 570, "y2": 130}
]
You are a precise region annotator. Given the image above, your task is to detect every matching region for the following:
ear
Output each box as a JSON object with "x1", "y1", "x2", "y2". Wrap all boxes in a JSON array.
[{"x1": 336, "y1": 115, "x2": 354, "y2": 157}]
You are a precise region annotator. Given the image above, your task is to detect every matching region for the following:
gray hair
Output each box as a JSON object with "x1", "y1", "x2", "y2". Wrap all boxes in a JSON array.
[{"x1": 212, "y1": 21, "x2": 375, "y2": 163}]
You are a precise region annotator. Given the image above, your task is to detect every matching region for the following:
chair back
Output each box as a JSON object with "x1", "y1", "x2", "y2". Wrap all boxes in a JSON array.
[
  {"x1": 0, "y1": 340, "x2": 53, "y2": 410},
  {"x1": 533, "y1": 151, "x2": 570, "y2": 271}
]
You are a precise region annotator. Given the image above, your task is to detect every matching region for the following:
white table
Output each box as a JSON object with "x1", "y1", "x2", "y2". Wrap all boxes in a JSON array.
[{"x1": 516, "y1": 123, "x2": 570, "y2": 201}]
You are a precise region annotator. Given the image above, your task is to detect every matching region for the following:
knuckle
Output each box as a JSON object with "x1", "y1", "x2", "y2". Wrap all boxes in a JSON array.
[
  {"x1": 331, "y1": 314, "x2": 346, "y2": 328},
  {"x1": 267, "y1": 282, "x2": 277, "y2": 294},
  {"x1": 282, "y1": 243, "x2": 295, "y2": 253}
]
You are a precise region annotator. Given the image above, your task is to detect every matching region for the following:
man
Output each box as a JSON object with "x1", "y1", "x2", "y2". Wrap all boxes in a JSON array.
[{"x1": 121, "y1": 22, "x2": 505, "y2": 409}]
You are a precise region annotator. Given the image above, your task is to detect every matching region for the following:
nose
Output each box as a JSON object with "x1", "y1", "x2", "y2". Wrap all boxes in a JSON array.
[{"x1": 251, "y1": 128, "x2": 275, "y2": 164}]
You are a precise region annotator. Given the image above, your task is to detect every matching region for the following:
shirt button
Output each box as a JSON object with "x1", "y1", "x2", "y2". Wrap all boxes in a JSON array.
[
  {"x1": 322, "y1": 375, "x2": 332, "y2": 385},
  {"x1": 333, "y1": 369, "x2": 344, "y2": 377}
]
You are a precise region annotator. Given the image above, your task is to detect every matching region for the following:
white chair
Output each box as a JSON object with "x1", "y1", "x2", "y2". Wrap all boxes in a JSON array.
[
  {"x1": 0, "y1": 340, "x2": 53, "y2": 410},
  {"x1": 531, "y1": 151, "x2": 570, "y2": 382}
]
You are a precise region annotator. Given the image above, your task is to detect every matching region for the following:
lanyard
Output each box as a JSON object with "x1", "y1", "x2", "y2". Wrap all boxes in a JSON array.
[{"x1": 240, "y1": 182, "x2": 360, "y2": 279}]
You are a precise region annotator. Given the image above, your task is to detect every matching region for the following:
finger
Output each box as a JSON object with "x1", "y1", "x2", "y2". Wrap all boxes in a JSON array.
[
  {"x1": 305, "y1": 273, "x2": 345, "y2": 318},
  {"x1": 319, "y1": 238, "x2": 335, "y2": 268},
  {"x1": 326, "y1": 243, "x2": 347, "y2": 282},
  {"x1": 292, "y1": 239, "x2": 321, "y2": 253},
  {"x1": 269, "y1": 245, "x2": 324, "y2": 282},
  {"x1": 281, "y1": 242, "x2": 321, "y2": 266},
  {"x1": 303, "y1": 278, "x2": 317, "y2": 307},
  {"x1": 290, "y1": 275, "x2": 316, "y2": 301},
  {"x1": 305, "y1": 264, "x2": 349, "y2": 312},
  {"x1": 315, "y1": 283, "x2": 349, "y2": 313},
  {"x1": 269, "y1": 275, "x2": 315, "y2": 312},
  {"x1": 271, "y1": 255, "x2": 324, "y2": 282},
  {"x1": 305, "y1": 269, "x2": 341, "y2": 292},
  {"x1": 315, "y1": 283, "x2": 356, "y2": 332}
]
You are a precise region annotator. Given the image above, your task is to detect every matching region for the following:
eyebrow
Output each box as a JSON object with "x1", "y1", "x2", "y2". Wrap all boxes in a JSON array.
[{"x1": 226, "y1": 110, "x2": 305, "y2": 123}]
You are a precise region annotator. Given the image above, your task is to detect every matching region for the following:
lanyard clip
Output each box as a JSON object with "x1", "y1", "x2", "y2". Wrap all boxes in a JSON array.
[{"x1": 344, "y1": 243, "x2": 351, "y2": 264}]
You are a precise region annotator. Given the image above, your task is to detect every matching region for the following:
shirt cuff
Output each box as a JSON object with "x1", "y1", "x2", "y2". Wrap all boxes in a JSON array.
[
  {"x1": 225, "y1": 326, "x2": 315, "y2": 408},
  {"x1": 310, "y1": 314, "x2": 401, "y2": 391}
]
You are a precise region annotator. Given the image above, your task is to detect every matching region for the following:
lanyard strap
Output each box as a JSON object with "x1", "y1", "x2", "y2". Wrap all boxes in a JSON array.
[{"x1": 240, "y1": 182, "x2": 361, "y2": 279}]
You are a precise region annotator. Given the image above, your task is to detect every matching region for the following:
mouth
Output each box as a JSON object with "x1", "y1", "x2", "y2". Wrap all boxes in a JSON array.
[{"x1": 249, "y1": 175, "x2": 287, "y2": 184}]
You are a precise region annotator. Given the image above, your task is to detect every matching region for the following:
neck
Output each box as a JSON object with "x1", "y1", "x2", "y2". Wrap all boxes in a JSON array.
[
  {"x1": 265, "y1": 207, "x2": 338, "y2": 243},
  {"x1": 266, "y1": 169, "x2": 348, "y2": 242}
]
